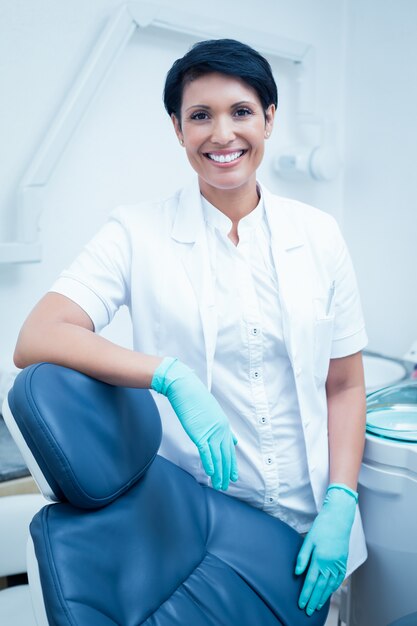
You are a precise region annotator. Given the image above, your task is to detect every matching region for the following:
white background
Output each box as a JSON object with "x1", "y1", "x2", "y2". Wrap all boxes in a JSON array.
[{"x1": 0, "y1": 0, "x2": 416, "y2": 381}]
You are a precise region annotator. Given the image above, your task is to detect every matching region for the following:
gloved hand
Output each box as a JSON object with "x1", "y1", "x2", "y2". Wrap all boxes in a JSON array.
[
  {"x1": 151, "y1": 357, "x2": 238, "y2": 491},
  {"x1": 295, "y1": 483, "x2": 358, "y2": 616}
]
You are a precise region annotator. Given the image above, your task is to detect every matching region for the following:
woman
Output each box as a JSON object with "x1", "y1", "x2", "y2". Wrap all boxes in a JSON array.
[{"x1": 14, "y1": 38, "x2": 367, "y2": 617}]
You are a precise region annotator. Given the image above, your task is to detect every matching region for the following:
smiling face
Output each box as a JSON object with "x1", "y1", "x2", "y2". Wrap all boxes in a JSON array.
[{"x1": 172, "y1": 72, "x2": 275, "y2": 205}]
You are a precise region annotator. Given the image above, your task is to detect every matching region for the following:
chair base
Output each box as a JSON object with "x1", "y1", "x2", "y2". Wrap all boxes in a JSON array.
[{"x1": 0, "y1": 584, "x2": 38, "y2": 626}]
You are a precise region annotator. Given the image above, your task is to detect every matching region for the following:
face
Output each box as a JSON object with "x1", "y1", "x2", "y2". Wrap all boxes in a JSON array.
[{"x1": 172, "y1": 72, "x2": 275, "y2": 198}]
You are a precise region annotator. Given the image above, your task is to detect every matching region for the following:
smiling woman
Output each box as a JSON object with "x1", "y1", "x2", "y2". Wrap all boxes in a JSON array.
[
  {"x1": 164, "y1": 39, "x2": 276, "y2": 231},
  {"x1": 14, "y1": 38, "x2": 367, "y2": 622},
  {"x1": 171, "y1": 72, "x2": 275, "y2": 225}
]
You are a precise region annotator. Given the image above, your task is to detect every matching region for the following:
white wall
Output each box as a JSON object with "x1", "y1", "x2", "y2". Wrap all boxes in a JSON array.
[
  {"x1": 343, "y1": 0, "x2": 417, "y2": 358},
  {"x1": 0, "y1": 0, "x2": 348, "y2": 381}
]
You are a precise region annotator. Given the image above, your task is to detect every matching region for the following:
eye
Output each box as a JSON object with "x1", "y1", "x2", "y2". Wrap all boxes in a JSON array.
[
  {"x1": 234, "y1": 107, "x2": 253, "y2": 117},
  {"x1": 190, "y1": 111, "x2": 209, "y2": 121}
]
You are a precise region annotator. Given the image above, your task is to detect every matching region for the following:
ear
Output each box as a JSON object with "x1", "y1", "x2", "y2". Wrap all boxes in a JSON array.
[
  {"x1": 171, "y1": 114, "x2": 184, "y2": 145},
  {"x1": 264, "y1": 104, "x2": 276, "y2": 137}
]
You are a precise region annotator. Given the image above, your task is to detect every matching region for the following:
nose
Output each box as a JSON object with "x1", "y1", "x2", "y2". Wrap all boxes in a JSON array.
[{"x1": 210, "y1": 115, "x2": 235, "y2": 145}]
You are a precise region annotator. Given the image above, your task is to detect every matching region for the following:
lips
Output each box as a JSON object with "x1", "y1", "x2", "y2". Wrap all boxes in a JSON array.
[{"x1": 205, "y1": 150, "x2": 247, "y2": 164}]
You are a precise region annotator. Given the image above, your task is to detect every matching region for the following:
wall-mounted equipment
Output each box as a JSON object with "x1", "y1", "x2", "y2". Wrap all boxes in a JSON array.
[
  {"x1": 274, "y1": 144, "x2": 341, "y2": 182},
  {"x1": 0, "y1": 1, "x2": 315, "y2": 264}
]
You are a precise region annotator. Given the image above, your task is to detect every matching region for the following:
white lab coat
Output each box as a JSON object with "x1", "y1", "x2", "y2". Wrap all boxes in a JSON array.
[{"x1": 52, "y1": 177, "x2": 368, "y2": 575}]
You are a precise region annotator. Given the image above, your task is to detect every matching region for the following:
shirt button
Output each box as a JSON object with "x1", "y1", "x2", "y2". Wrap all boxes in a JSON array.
[
  {"x1": 266, "y1": 457, "x2": 273, "y2": 465},
  {"x1": 251, "y1": 327, "x2": 259, "y2": 336},
  {"x1": 259, "y1": 416, "x2": 268, "y2": 424},
  {"x1": 252, "y1": 370, "x2": 261, "y2": 379},
  {"x1": 268, "y1": 497, "x2": 274, "y2": 503}
]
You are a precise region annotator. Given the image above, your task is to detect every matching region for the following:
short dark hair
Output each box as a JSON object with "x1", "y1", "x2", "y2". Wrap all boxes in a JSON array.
[{"x1": 163, "y1": 38, "x2": 278, "y2": 121}]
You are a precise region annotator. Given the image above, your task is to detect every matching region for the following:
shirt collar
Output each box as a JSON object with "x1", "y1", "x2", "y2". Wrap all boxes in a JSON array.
[
  {"x1": 201, "y1": 190, "x2": 265, "y2": 236},
  {"x1": 171, "y1": 177, "x2": 304, "y2": 251}
]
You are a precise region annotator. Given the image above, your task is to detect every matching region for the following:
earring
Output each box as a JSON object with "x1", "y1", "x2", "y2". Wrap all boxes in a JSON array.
[
  {"x1": 265, "y1": 131, "x2": 270, "y2": 138},
  {"x1": 179, "y1": 139, "x2": 184, "y2": 146}
]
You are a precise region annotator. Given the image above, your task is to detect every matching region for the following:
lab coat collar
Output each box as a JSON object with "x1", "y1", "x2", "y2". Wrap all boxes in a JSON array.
[
  {"x1": 171, "y1": 178, "x2": 204, "y2": 243},
  {"x1": 260, "y1": 182, "x2": 305, "y2": 251},
  {"x1": 260, "y1": 182, "x2": 311, "y2": 369},
  {"x1": 171, "y1": 177, "x2": 305, "y2": 251},
  {"x1": 171, "y1": 179, "x2": 217, "y2": 389}
]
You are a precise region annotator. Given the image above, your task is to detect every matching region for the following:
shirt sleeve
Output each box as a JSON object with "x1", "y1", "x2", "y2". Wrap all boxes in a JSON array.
[
  {"x1": 49, "y1": 208, "x2": 131, "y2": 333},
  {"x1": 330, "y1": 223, "x2": 368, "y2": 359}
]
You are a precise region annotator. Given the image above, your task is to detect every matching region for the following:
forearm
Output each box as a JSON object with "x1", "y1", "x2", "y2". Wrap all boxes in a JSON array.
[
  {"x1": 298, "y1": 394, "x2": 365, "y2": 615},
  {"x1": 15, "y1": 316, "x2": 162, "y2": 388},
  {"x1": 14, "y1": 293, "x2": 163, "y2": 387},
  {"x1": 297, "y1": 353, "x2": 366, "y2": 615},
  {"x1": 327, "y1": 383, "x2": 366, "y2": 490}
]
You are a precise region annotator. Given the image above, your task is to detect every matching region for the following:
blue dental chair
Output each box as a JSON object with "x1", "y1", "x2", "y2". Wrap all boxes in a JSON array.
[{"x1": 3, "y1": 363, "x2": 329, "y2": 626}]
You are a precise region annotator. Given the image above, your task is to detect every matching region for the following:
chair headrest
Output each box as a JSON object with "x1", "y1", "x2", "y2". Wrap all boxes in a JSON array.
[{"x1": 7, "y1": 363, "x2": 162, "y2": 509}]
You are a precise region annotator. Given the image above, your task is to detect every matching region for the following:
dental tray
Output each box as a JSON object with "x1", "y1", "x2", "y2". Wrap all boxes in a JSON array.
[{"x1": 366, "y1": 405, "x2": 417, "y2": 441}]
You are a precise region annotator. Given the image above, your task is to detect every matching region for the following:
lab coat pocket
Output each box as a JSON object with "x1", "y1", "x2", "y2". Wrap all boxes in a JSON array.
[{"x1": 313, "y1": 297, "x2": 335, "y2": 386}]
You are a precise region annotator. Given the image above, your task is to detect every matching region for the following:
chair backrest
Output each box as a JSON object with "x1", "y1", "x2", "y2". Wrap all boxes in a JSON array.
[
  {"x1": 5, "y1": 363, "x2": 161, "y2": 507},
  {"x1": 4, "y1": 363, "x2": 329, "y2": 626}
]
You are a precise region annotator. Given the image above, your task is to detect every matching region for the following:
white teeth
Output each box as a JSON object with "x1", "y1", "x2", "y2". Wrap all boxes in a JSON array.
[{"x1": 207, "y1": 150, "x2": 244, "y2": 163}]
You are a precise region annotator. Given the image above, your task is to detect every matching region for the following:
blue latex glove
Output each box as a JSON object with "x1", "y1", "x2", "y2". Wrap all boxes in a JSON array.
[
  {"x1": 295, "y1": 483, "x2": 358, "y2": 616},
  {"x1": 151, "y1": 357, "x2": 238, "y2": 491}
]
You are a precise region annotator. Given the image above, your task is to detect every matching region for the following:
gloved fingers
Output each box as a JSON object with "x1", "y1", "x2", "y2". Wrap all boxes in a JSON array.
[
  {"x1": 305, "y1": 571, "x2": 330, "y2": 616},
  {"x1": 317, "y1": 571, "x2": 344, "y2": 611},
  {"x1": 316, "y1": 580, "x2": 335, "y2": 612},
  {"x1": 298, "y1": 557, "x2": 320, "y2": 610},
  {"x1": 220, "y1": 437, "x2": 231, "y2": 491},
  {"x1": 208, "y1": 437, "x2": 223, "y2": 490},
  {"x1": 230, "y1": 437, "x2": 238, "y2": 482},
  {"x1": 197, "y1": 442, "x2": 214, "y2": 478},
  {"x1": 295, "y1": 534, "x2": 314, "y2": 576}
]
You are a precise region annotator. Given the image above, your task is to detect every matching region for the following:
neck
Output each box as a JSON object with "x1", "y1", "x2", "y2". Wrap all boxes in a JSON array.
[{"x1": 199, "y1": 178, "x2": 260, "y2": 224}]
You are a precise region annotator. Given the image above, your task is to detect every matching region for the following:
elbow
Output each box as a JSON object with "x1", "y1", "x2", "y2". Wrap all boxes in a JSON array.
[
  {"x1": 13, "y1": 336, "x2": 34, "y2": 369},
  {"x1": 13, "y1": 345, "x2": 28, "y2": 370},
  {"x1": 13, "y1": 319, "x2": 43, "y2": 369}
]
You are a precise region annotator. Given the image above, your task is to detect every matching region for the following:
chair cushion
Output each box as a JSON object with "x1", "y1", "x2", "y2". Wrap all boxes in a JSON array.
[
  {"x1": 8, "y1": 363, "x2": 162, "y2": 508},
  {"x1": 388, "y1": 613, "x2": 417, "y2": 626},
  {"x1": 31, "y1": 456, "x2": 329, "y2": 626}
]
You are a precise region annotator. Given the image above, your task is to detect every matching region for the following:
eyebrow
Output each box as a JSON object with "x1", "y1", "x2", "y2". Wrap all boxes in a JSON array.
[{"x1": 184, "y1": 100, "x2": 257, "y2": 112}]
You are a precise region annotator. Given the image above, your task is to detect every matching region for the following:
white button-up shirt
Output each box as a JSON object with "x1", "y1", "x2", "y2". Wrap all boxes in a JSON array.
[{"x1": 201, "y1": 194, "x2": 317, "y2": 533}]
